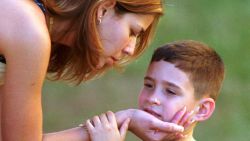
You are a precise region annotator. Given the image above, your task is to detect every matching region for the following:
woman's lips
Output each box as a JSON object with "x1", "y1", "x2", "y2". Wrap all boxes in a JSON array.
[{"x1": 111, "y1": 56, "x2": 120, "y2": 62}]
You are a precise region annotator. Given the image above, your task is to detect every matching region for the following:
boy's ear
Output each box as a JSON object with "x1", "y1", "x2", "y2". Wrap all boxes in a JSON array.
[
  {"x1": 97, "y1": 0, "x2": 116, "y2": 18},
  {"x1": 193, "y1": 98, "x2": 215, "y2": 122}
]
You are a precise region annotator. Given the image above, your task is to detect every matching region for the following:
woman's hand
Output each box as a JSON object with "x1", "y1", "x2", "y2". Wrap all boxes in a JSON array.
[
  {"x1": 122, "y1": 109, "x2": 184, "y2": 141},
  {"x1": 86, "y1": 111, "x2": 130, "y2": 141},
  {"x1": 162, "y1": 107, "x2": 196, "y2": 140}
]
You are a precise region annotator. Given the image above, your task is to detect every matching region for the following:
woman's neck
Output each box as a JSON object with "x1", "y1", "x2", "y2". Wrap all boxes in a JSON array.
[{"x1": 46, "y1": 15, "x2": 75, "y2": 47}]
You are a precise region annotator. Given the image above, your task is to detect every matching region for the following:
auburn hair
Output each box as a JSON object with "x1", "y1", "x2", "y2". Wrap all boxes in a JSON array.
[
  {"x1": 42, "y1": 0, "x2": 164, "y2": 84},
  {"x1": 151, "y1": 40, "x2": 225, "y2": 100}
]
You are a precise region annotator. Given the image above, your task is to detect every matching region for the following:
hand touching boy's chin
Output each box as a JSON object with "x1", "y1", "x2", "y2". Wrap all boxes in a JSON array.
[
  {"x1": 141, "y1": 107, "x2": 196, "y2": 140},
  {"x1": 115, "y1": 109, "x2": 184, "y2": 141}
]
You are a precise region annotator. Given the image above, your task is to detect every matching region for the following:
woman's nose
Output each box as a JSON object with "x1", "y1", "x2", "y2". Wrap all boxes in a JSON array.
[{"x1": 122, "y1": 37, "x2": 137, "y2": 56}]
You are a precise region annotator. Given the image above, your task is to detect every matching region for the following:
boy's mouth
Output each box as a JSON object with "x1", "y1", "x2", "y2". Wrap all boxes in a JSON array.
[{"x1": 143, "y1": 108, "x2": 162, "y2": 120}]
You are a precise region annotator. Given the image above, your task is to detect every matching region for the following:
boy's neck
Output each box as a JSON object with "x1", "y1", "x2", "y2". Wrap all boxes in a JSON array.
[
  {"x1": 179, "y1": 127, "x2": 195, "y2": 141},
  {"x1": 161, "y1": 127, "x2": 195, "y2": 141},
  {"x1": 178, "y1": 133, "x2": 196, "y2": 141}
]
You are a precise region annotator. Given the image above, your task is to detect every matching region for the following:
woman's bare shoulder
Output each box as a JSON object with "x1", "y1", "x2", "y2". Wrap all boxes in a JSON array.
[{"x1": 0, "y1": 0, "x2": 50, "y2": 54}]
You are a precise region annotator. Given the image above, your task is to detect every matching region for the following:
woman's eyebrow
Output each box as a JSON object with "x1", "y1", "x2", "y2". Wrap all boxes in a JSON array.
[{"x1": 136, "y1": 23, "x2": 146, "y2": 33}]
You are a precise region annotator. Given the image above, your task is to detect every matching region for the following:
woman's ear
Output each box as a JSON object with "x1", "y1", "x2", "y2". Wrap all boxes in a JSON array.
[
  {"x1": 193, "y1": 98, "x2": 215, "y2": 122},
  {"x1": 97, "y1": 0, "x2": 116, "y2": 18}
]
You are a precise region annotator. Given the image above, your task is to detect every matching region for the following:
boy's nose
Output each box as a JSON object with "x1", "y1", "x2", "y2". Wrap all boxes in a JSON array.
[{"x1": 148, "y1": 95, "x2": 161, "y2": 105}]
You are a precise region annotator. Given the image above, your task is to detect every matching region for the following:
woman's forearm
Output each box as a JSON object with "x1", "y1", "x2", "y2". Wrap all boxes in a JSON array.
[
  {"x1": 42, "y1": 109, "x2": 135, "y2": 141},
  {"x1": 43, "y1": 127, "x2": 90, "y2": 141}
]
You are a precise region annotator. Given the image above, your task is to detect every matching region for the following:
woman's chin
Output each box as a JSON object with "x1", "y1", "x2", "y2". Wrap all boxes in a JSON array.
[
  {"x1": 106, "y1": 58, "x2": 115, "y2": 66},
  {"x1": 95, "y1": 59, "x2": 114, "y2": 69},
  {"x1": 95, "y1": 63, "x2": 105, "y2": 70}
]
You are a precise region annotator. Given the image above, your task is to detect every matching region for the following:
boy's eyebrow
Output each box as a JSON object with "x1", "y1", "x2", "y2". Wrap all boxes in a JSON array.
[
  {"x1": 163, "y1": 81, "x2": 182, "y2": 91},
  {"x1": 144, "y1": 76, "x2": 154, "y2": 81}
]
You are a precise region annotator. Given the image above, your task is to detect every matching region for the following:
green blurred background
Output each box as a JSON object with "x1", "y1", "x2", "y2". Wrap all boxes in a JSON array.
[{"x1": 42, "y1": 0, "x2": 250, "y2": 140}]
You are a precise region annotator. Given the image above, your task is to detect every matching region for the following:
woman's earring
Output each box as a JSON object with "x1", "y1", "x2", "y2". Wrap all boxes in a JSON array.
[{"x1": 97, "y1": 16, "x2": 102, "y2": 24}]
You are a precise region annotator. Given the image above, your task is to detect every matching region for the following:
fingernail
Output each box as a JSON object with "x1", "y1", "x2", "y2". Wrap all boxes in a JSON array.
[
  {"x1": 126, "y1": 118, "x2": 131, "y2": 123},
  {"x1": 183, "y1": 134, "x2": 188, "y2": 138},
  {"x1": 189, "y1": 110, "x2": 194, "y2": 115},
  {"x1": 195, "y1": 106, "x2": 200, "y2": 112},
  {"x1": 183, "y1": 106, "x2": 187, "y2": 111},
  {"x1": 178, "y1": 125, "x2": 184, "y2": 132},
  {"x1": 190, "y1": 119, "x2": 196, "y2": 124}
]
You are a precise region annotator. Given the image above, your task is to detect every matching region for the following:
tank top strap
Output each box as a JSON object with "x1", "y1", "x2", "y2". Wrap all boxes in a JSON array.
[
  {"x1": 0, "y1": 55, "x2": 6, "y2": 64},
  {"x1": 34, "y1": 0, "x2": 46, "y2": 13},
  {"x1": 0, "y1": 62, "x2": 5, "y2": 85}
]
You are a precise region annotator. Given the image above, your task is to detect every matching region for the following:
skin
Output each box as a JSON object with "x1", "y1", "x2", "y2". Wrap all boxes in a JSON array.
[
  {"x1": 139, "y1": 61, "x2": 198, "y2": 122},
  {"x1": 86, "y1": 111, "x2": 130, "y2": 141},
  {"x1": 85, "y1": 60, "x2": 200, "y2": 141},
  {"x1": 96, "y1": 1, "x2": 154, "y2": 68},
  {"x1": 0, "y1": 0, "x2": 50, "y2": 140},
  {"x1": 0, "y1": 0, "x2": 184, "y2": 141},
  {"x1": 138, "y1": 60, "x2": 200, "y2": 141},
  {"x1": 81, "y1": 60, "x2": 217, "y2": 141}
]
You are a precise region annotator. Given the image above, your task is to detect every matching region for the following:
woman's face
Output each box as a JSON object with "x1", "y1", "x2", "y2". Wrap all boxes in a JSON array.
[{"x1": 96, "y1": 7, "x2": 154, "y2": 69}]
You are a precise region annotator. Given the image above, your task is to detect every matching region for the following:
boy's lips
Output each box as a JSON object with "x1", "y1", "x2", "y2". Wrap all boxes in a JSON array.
[{"x1": 144, "y1": 108, "x2": 162, "y2": 120}]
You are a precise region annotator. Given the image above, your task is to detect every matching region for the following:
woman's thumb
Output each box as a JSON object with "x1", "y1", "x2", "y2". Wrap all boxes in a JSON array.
[{"x1": 120, "y1": 118, "x2": 131, "y2": 141}]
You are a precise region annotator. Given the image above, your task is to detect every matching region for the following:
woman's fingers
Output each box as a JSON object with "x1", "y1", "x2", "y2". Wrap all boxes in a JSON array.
[
  {"x1": 179, "y1": 110, "x2": 194, "y2": 126},
  {"x1": 152, "y1": 120, "x2": 184, "y2": 133},
  {"x1": 184, "y1": 118, "x2": 196, "y2": 129},
  {"x1": 171, "y1": 106, "x2": 187, "y2": 124}
]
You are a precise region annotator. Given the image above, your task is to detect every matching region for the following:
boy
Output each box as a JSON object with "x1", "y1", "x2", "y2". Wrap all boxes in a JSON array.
[{"x1": 85, "y1": 40, "x2": 225, "y2": 141}]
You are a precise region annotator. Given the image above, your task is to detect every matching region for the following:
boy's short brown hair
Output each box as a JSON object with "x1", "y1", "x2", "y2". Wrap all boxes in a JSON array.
[{"x1": 151, "y1": 40, "x2": 225, "y2": 100}]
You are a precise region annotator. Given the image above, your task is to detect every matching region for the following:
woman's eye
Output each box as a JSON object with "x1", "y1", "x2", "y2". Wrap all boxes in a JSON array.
[
  {"x1": 130, "y1": 29, "x2": 139, "y2": 37},
  {"x1": 130, "y1": 30, "x2": 135, "y2": 37}
]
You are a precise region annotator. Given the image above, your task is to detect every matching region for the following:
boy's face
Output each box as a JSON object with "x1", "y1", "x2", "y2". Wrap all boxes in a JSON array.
[{"x1": 138, "y1": 60, "x2": 198, "y2": 122}]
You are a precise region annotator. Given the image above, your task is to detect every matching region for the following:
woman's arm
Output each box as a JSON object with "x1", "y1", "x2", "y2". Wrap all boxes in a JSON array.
[
  {"x1": 0, "y1": 1, "x2": 50, "y2": 140},
  {"x1": 43, "y1": 108, "x2": 186, "y2": 141},
  {"x1": 0, "y1": 1, "x2": 94, "y2": 140},
  {"x1": 43, "y1": 127, "x2": 90, "y2": 141}
]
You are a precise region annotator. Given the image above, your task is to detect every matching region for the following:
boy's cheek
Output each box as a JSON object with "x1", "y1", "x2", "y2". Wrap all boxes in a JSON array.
[
  {"x1": 138, "y1": 94, "x2": 147, "y2": 107},
  {"x1": 162, "y1": 106, "x2": 183, "y2": 122},
  {"x1": 162, "y1": 110, "x2": 176, "y2": 122}
]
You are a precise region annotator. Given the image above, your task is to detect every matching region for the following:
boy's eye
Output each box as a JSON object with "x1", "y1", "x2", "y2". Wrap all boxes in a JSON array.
[
  {"x1": 165, "y1": 89, "x2": 176, "y2": 95},
  {"x1": 144, "y1": 83, "x2": 153, "y2": 88}
]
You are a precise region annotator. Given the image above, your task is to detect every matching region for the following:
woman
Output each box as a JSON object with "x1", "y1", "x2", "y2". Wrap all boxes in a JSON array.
[{"x1": 0, "y1": 0, "x2": 184, "y2": 140}]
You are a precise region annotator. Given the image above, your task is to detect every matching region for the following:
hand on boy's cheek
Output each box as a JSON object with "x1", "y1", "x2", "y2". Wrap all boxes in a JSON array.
[
  {"x1": 161, "y1": 106, "x2": 196, "y2": 140},
  {"x1": 130, "y1": 109, "x2": 184, "y2": 141}
]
